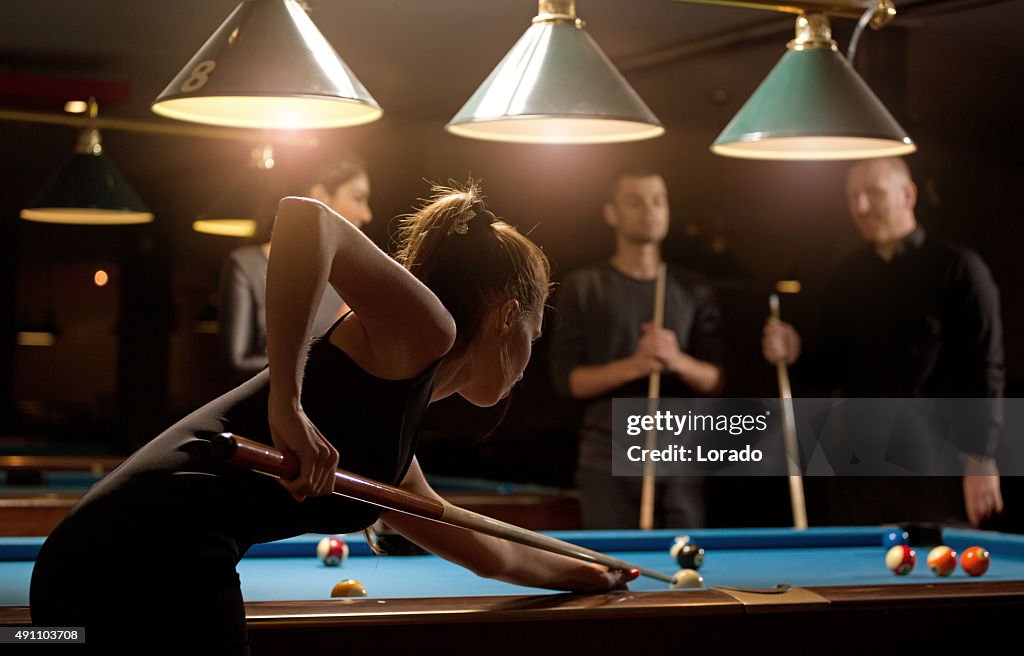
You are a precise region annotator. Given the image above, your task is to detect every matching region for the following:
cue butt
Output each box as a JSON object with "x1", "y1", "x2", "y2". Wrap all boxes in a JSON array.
[
  {"x1": 766, "y1": 296, "x2": 808, "y2": 530},
  {"x1": 640, "y1": 263, "x2": 668, "y2": 531},
  {"x1": 209, "y1": 433, "x2": 675, "y2": 583}
]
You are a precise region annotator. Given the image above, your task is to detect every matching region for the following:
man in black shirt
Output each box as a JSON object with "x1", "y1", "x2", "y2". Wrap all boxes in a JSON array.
[
  {"x1": 550, "y1": 170, "x2": 725, "y2": 529},
  {"x1": 763, "y1": 157, "x2": 1005, "y2": 527}
]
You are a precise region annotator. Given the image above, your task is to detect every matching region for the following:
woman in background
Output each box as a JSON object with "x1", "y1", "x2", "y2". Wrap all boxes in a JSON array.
[{"x1": 218, "y1": 154, "x2": 373, "y2": 384}]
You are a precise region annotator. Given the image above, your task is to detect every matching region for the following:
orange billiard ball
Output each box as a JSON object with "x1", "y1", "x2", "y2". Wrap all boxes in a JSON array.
[
  {"x1": 926, "y1": 546, "x2": 957, "y2": 577},
  {"x1": 960, "y1": 546, "x2": 991, "y2": 577},
  {"x1": 331, "y1": 579, "x2": 368, "y2": 597}
]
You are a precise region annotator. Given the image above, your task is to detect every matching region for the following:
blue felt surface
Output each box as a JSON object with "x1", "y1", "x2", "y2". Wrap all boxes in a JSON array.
[{"x1": 3, "y1": 528, "x2": 1023, "y2": 606}]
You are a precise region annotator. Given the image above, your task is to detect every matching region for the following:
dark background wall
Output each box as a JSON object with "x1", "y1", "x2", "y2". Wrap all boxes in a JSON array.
[{"x1": 1, "y1": 1, "x2": 1021, "y2": 525}]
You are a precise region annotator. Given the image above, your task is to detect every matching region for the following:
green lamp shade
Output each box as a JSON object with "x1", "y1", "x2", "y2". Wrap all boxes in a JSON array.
[
  {"x1": 20, "y1": 152, "x2": 153, "y2": 225},
  {"x1": 152, "y1": 0, "x2": 381, "y2": 129},
  {"x1": 712, "y1": 48, "x2": 915, "y2": 160},
  {"x1": 446, "y1": 19, "x2": 663, "y2": 144}
]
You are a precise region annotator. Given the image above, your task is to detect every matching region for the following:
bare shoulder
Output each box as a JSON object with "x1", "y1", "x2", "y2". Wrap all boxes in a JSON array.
[{"x1": 330, "y1": 311, "x2": 453, "y2": 380}]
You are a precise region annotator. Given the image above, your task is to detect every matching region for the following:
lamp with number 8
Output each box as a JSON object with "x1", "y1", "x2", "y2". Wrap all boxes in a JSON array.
[{"x1": 152, "y1": 0, "x2": 381, "y2": 130}]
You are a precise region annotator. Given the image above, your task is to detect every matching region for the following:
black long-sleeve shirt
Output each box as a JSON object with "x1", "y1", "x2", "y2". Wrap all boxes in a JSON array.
[{"x1": 796, "y1": 228, "x2": 1005, "y2": 456}]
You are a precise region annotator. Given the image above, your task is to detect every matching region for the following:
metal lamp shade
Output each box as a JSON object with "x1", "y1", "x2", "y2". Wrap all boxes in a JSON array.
[
  {"x1": 20, "y1": 150, "x2": 153, "y2": 225},
  {"x1": 446, "y1": 19, "x2": 663, "y2": 144},
  {"x1": 193, "y1": 166, "x2": 280, "y2": 238},
  {"x1": 152, "y1": 0, "x2": 381, "y2": 130},
  {"x1": 712, "y1": 47, "x2": 916, "y2": 160}
]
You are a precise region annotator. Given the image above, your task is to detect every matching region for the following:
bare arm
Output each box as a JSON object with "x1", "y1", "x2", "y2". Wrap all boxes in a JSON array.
[
  {"x1": 265, "y1": 197, "x2": 455, "y2": 499},
  {"x1": 382, "y1": 459, "x2": 634, "y2": 592},
  {"x1": 667, "y1": 352, "x2": 724, "y2": 396},
  {"x1": 569, "y1": 322, "x2": 724, "y2": 399},
  {"x1": 568, "y1": 356, "x2": 658, "y2": 399}
]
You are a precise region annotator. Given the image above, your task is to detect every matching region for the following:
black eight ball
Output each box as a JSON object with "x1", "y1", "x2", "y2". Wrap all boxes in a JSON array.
[{"x1": 673, "y1": 543, "x2": 705, "y2": 570}]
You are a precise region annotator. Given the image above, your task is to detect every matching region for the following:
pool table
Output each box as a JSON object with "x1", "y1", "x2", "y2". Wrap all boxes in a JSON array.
[
  {"x1": 2, "y1": 527, "x2": 1024, "y2": 651},
  {"x1": 0, "y1": 458, "x2": 581, "y2": 535}
]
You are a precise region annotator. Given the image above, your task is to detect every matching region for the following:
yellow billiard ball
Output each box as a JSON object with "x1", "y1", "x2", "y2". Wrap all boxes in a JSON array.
[{"x1": 331, "y1": 579, "x2": 368, "y2": 597}]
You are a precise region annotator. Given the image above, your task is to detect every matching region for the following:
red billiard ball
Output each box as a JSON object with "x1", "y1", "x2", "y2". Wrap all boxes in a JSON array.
[
  {"x1": 926, "y1": 546, "x2": 957, "y2": 577},
  {"x1": 317, "y1": 536, "x2": 349, "y2": 567},
  {"x1": 886, "y1": 545, "x2": 916, "y2": 575},
  {"x1": 960, "y1": 546, "x2": 991, "y2": 577}
]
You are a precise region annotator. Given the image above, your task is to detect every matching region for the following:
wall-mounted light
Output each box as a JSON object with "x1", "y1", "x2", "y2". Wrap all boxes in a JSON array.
[
  {"x1": 152, "y1": 0, "x2": 381, "y2": 130},
  {"x1": 776, "y1": 279, "x2": 802, "y2": 294},
  {"x1": 446, "y1": 0, "x2": 663, "y2": 144},
  {"x1": 63, "y1": 100, "x2": 89, "y2": 114}
]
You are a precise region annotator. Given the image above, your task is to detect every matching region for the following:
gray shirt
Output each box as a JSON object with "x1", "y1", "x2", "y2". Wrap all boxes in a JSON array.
[
  {"x1": 549, "y1": 261, "x2": 724, "y2": 470},
  {"x1": 218, "y1": 245, "x2": 345, "y2": 385}
]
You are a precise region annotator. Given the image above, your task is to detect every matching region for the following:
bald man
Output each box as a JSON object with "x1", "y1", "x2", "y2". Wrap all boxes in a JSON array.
[{"x1": 763, "y1": 158, "x2": 1005, "y2": 528}]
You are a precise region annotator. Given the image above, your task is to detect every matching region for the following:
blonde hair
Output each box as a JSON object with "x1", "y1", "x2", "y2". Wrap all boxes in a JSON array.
[{"x1": 394, "y1": 181, "x2": 550, "y2": 349}]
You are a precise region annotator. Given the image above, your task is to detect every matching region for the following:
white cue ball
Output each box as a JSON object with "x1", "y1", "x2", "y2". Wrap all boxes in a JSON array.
[{"x1": 671, "y1": 568, "x2": 704, "y2": 589}]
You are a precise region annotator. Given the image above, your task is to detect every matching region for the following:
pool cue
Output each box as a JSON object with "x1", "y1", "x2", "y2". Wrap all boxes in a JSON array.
[
  {"x1": 769, "y1": 294, "x2": 808, "y2": 530},
  {"x1": 639, "y1": 263, "x2": 668, "y2": 531},
  {"x1": 203, "y1": 431, "x2": 675, "y2": 585}
]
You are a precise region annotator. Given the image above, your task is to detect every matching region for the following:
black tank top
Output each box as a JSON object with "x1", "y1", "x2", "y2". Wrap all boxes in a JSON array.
[{"x1": 41, "y1": 321, "x2": 440, "y2": 557}]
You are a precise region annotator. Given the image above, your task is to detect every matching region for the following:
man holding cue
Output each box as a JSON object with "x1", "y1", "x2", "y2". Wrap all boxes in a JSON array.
[
  {"x1": 550, "y1": 168, "x2": 725, "y2": 529},
  {"x1": 762, "y1": 157, "x2": 1005, "y2": 528}
]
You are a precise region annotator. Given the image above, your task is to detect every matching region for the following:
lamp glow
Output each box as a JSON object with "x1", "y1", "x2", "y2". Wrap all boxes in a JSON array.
[
  {"x1": 193, "y1": 145, "x2": 276, "y2": 237},
  {"x1": 192, "y1": 219, "x2": 258, "y2": 238},
  {"x1": 17, "y1": 331, "x2": 57, "y2": 347}
]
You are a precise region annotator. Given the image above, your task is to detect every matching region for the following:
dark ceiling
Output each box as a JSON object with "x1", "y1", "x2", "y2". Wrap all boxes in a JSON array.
[
  {"x1": 2, "y1": 0, "x2": 1023, "y2": 445},
  {"x1": 1, "y1": 0, "x2": 1016, "y2": 124}
]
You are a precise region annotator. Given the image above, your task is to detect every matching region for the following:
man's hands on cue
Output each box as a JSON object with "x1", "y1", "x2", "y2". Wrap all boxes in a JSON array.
[
  {"x1": 762, "y1": 317, "x2": 801, "y2": 366},
  {"x1": 964, "y1": 456, "x2": 1004, "y2": 527},
  {"x1": 268, "y1": 395, "x2": 339, "y2": 502}
]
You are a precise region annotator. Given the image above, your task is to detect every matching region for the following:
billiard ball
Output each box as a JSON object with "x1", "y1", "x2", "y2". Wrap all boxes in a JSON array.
[
  {"x1": 670, "y1": 568, "x2": 704, "y2": 589},
  {"x1": 317, "y1": 536, "x2": 349, "y2": 567},
  {"x1": 670, "y1": 538, "x2": 705, "y2": 570},
  {"x1": 331, "y1": 579, "x2": 368, "y2": 597},
  {"x1": 926, "y1": 546, "x2": 957, "y2": 577},
  {"x1": 885, "y1": 545, "x2": 916, "y2": 575},
  {"x1": 960, "y1": 546, "x2": 991, "y2": 577},
  {"x1": 882, "y1": 529, "x2": 910, "y2": 549}
]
